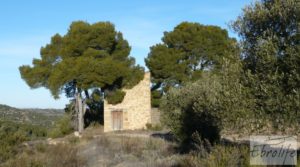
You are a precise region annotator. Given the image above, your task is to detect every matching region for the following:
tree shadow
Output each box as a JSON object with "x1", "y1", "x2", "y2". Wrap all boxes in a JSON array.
[
  {"x1": 84, "y1": 101, "x2": 104, "y2": 127},
  {"x1": 150, "y1": 132, "x2": 176, "y2": 142}
]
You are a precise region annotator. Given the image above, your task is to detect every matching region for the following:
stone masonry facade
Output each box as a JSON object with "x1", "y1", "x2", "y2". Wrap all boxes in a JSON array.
[{"x1": 104, "y1": 72, "x2": 151, "y2": 132}]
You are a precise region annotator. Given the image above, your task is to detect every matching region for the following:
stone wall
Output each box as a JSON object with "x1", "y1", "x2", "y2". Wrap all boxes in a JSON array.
[
  {"x1": 104, "y1": 72, "x2": 151, "y2": 132},
  {"x1": 151, "y1": 108, "x2": 161, "y2": 125}
]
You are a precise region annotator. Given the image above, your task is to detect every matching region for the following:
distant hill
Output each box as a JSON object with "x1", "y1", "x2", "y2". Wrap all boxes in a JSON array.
[{"x1": 0, "y1": 104, "x2": 64, "y2": 127}]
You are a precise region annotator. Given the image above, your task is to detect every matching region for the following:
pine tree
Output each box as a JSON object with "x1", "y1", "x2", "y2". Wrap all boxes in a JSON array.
[
  {"x1": 19, "y1": 21, "x2": 144, "y2": 133},
  {"x1": 145, "y1": 22, "x2": 238, "y2": 106}
]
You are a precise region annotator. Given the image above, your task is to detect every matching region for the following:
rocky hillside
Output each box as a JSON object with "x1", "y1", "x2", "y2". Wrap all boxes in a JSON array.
[{"x1": 0, "y1": 104, "x2": 64, "y2": 127}]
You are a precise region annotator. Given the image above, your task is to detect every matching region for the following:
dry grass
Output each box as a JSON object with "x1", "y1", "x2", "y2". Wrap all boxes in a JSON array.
[
  {"x1": 79, "y1": 134, "x2": 179, "y2": 167},
  {"x1": 2, "y1": 130, "x2": 299, "y2": 167},
  {"x1": 2, "y1": 143, "x2": 87, "y2": 167}
]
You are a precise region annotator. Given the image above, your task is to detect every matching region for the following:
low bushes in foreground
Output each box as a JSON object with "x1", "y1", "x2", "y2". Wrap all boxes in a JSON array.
[
  {"x1": 2, "y1": 132, "x2": 300, "y2": 167},
  {"x1": 48, "y1": 114, "x2": 74, "y2": 138},
  {"x1": 3, "y1": 143, "x2": 86, "y2": 167},
  {"x1": 0, "y1": 120, "x2": 47, "y2": 163}
]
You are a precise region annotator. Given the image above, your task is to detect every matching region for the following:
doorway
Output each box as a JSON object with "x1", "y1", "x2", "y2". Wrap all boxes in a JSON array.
[{"x1": 111, "y1": 110, "x2": 123, "y2": 130}]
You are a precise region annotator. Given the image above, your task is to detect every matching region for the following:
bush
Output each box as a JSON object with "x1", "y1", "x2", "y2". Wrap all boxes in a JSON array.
[
  {"x1": 48, "y1": 114, "x2": 73, "y2": 138},
  {"x1": 3, "y1": 144, "x2": 87, "y2": 167},
  {"x1": 46, "y1": 144, "x2": 86, "y2": 167},
  {"x1": 0, "y1": 121, "x2": 48, "y2": 163},
  {"x1": 146, "y1": 123, "x2": 163, "y2": 131},
  {"x1": 151, "y1": 90, "x2": 163, "y2": 107},
  {"x1": 106, "y1": 89, "x2": 126, "y2": 104},
  {"x1": 177, "y1": 144, "x2": 250, "y2": 167},
  {"x1": 3, "y1": 153, "x2": 44, "y2": 167},
  {"x1": 160, "y1": 75, "x2": 223, "y2": 150},
  {"x1": 160, "y1": 56, "x2": 300, "y2": 153},
  {"x1": 160, "y1": 65, "x2": 252, "y2": 151}
]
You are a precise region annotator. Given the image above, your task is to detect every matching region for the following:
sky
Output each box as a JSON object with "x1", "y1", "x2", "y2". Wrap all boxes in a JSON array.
[{"x1": 0, "y1": 0, "x2": 253, "y2": 109}]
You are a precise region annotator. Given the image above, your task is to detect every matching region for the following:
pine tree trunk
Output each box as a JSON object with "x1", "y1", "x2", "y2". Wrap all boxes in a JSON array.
[
  {"x1": 82, "y1": 99, "x2": 87, "y2": 126},
  {"x1": 76, "y1": 92, "x2": 84, "y2": 133},
  {"x1": 74, "y1": 98, "x2": 79, "y2": 131}
]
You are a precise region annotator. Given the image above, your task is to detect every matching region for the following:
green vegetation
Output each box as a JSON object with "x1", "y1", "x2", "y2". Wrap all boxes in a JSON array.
[
  {"x1": 1, "y1": 0, "x2": 298, "y2": 166},
  {"x1": 150, "y1": 90, "x2": 163, "y2": 108},
  {"x1": 145, "y1": 123, "x2": 163, "y2": 131},
  {"x1": 0, "y1": 105, "x2": 74, "y2": 165},
  {"x1": 178, "y1": 138, "x2": 251, "y2": 167},
  {"x1": 159, "y1": 0, "x2": 300, "y2": 152},
  {"x1": 19, "y1": 21, "x2": 144, "y2": 132},
  {"x1": 145, "y1": 22, "x2": 238, "y2": 107},
  {"x1": 48, "y1": 114, "x2": 73, "y2": 138},
  {"x1": 231, "y1": 0, "x2": 300, "y2": 130},
  {"x1": 105, "y1": 89, "x2": 126, "y2": 105},
  {"x1": 4, "y1": 132, "x2": 297, "y2": 167},
  {"x1": 160, "y1": 63, "x2": 247, "y2": 150},
  {"x1": 3, "y1": 143, "x2": 87, "y2": 167},
  {"x1": 0, "y1": 120, "x2": 48, "y2": 163},
  {"x1": 0, "y1": 104, "x2": 63, "y2": 127}
]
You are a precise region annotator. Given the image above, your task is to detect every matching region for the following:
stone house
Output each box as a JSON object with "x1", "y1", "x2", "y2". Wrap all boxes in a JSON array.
[{"x1": 104, "y1": 72, "x2": 151, "y2": 132}]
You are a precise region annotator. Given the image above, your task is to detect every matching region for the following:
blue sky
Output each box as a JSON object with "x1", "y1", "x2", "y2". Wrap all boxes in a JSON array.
[{"x1": 0, "y1": 0, "x2": 253, "y2": 109}]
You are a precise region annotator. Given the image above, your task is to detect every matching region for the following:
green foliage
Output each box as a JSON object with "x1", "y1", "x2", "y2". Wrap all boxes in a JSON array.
[
  {"x1": 19, "y1": 21, "x2": 144, "y2": 133},
  {"x1": 122, "y1": 66, "x2": 144, "y2": 89},
  {"x1": 48, "y1": 114, "x2": 73, "y2": 138},
  {"x1": 179, "y1": 144, "x2": 250, "y2": 167},
  {"x1": 3, "y1": 144, "x2": 87, "y2": 167},
  {"x1": 159, "y1": 56, "x2": 262, "y2": 149},
  {"x1": 231, "y1": 0, "x2": 300, "y2": 128},
  {"x1": 161, "y1": 1, "x2": 300, "y2": 150},
  {"x1": 105, "y1": 89, "x2": 126, "y2": 104},
  {"x1": 151, "y1": 90, "x2": 163, "y2": 108},
  {"x1": 0, "y1": 121, "x2": 47, "y2": 163},
  {"x1": 0, "y1": 104, "x2": 63, "y2": 128},
  {"x1": 145, "y1": 22, "x2": 238, "y2": 106},
  {"x1": 84, "y1": 89, "x2": 104, "y2": 126},
  {"x1": 19, "y1": 21, "x2": 144, "y2": 102},
  {"x1": 68, "y1": 136, "x2": 80, "y2": 145},
  {"x1": 145, "y1": 123, "x2": 163, "y2": 131},
  {"x1": 160, "y1": 74, "x2": 222, "y2": 149}
]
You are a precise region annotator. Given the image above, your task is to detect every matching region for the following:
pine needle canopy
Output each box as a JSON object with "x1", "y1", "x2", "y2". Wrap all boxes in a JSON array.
[{"x1": 19, "y1": 21, "x2": 144, "y2": 100}]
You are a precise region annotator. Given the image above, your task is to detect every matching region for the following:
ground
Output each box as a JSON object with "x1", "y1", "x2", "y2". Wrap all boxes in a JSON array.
[
  {"x1": 4, "y1": 126, "x2": 300, "y2": 167},
  {"x1": 11, "y1": 126, "x2": 179, "y2": 167}
]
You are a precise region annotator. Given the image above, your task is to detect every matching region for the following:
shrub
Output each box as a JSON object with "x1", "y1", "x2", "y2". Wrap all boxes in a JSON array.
[
  {"x1": 160, "y1": 67, "x2": 252, "y2": 151},
  {"x1": 96, "y1": 135, "x2": 110, "y2": 147},
  {"x1": 46, "y1": 144, "x2": 86, "y2": 167},
  {"x1": 3, "y1": 144, "x2": 87, "y2": 167},
  {"x1": 160, "y1": 75, "x2": 223, "y2": 150},
  {"x1": 3, "y1": 153, "x2": 44, "y2": 167},
  {"x1": 151, "y1": 90, "x2": 163, "y2": 107},
  {"x1": 121, "y1": 137, "x2": 141, "y2": 154},
  {"x1": 146, "y1": 123, "x2": 163, "y2": 131},
  {"x1": 106, "y1": 89, "x2": 126, "y2": 104},
  {"x1": 0, "y1": 121, "x2": 48, "y2": 163},
  {"x1": 68, "y1": 136, "x2": 80, "y2": 144},
  {"x1": 35, "y1": 143, "x2": 47, "y2": 153},
  {"x1": 177, "y1": 144, "x2": 250, "y2": 167},
  {"x1": 48, "y1": 114, "x2": 73, "y2": 138}
]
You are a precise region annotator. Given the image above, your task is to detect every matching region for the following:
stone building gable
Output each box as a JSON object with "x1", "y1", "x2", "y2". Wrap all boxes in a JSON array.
[{"x1": 104, "y1": 72, "x2": 151, "y2": 132}]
